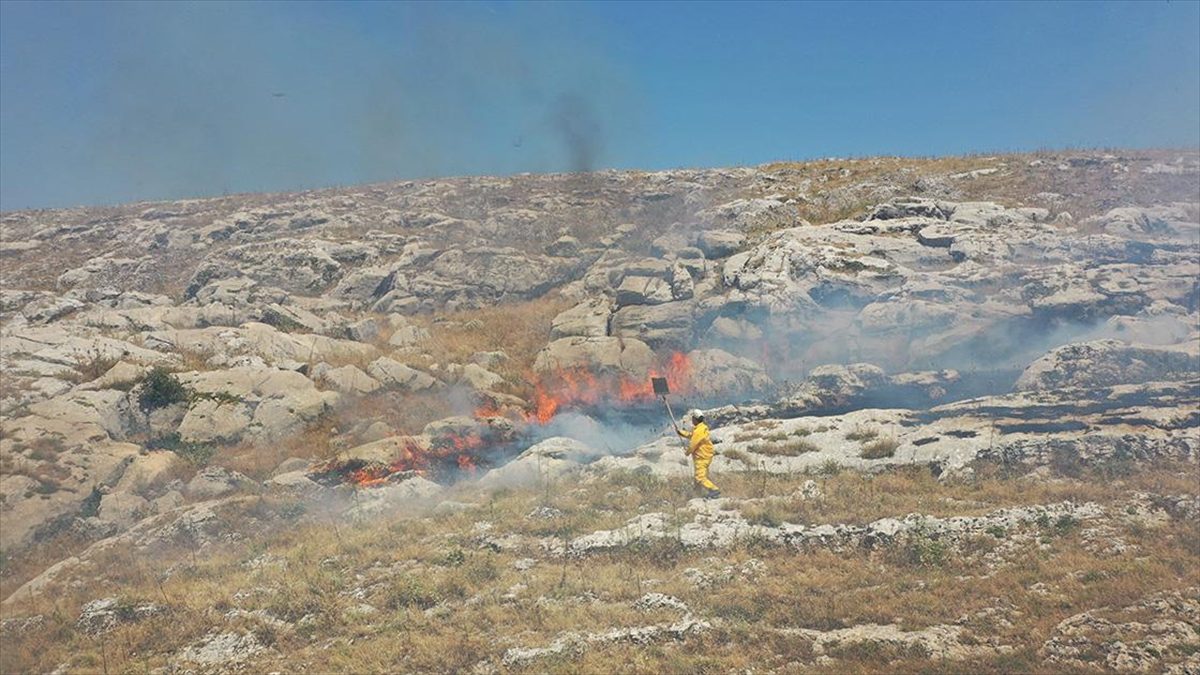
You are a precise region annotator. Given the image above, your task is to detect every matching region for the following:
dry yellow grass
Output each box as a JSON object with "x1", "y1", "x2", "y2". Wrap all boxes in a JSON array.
[{"x1": 2, "y1": 458, "x2": 1196, "y2": 674}]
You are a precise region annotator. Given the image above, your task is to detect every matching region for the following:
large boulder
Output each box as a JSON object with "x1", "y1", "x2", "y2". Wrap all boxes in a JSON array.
[
  {"x1": 114, "y1": 451, "x2": 185, "y2": 496},
  {"x1": 0, "y1": 440, "x2": 140, "y2": 554},
  {"x1": 191, "y1": 277, "x2": 288, "y2": 310},
  {"x1": 366, "y1": 357, "x2": 439, "y2": 391},
  {"x1": 177, "y1": 400, "x2": 253, "y2": 444},
  {"x1": 1015, "y1": 340, "x2": 1200, "y2": 392},
  {"x1": 685, "y1": 349, "x2": 774, "y2": 398},
  {"x1": 180, "y1": 367, "x2": 340, "y2": 442},
  {"x1": 97, "y1": 492, "x2": 151, "y2": 530},
  {"x1": 669, "y1": 263, "x2": 695, "y2": 300},
  {"x1": 550, "y1": 298, "x2": 612, "y2": 339},
  {"x1": 533, "y1": 337, "x2": 655, "y2": 379},
  {"x1": 771, "y1": 363, "x2": 889, "y2": 414},
  {"x1": 476, "y1": 437, "x2": 593, "y2": 490},
  {"x1": 186, "y1": 238, "x2": 375, "y2": 296},
  {"x1": 698, "y1": 197, "x2": 793, "y2": 231},
  {"x1": 609, "y1": 301, "x2": 695, "y2": 349},
  {"x1": 260, "y1": 304, "x2": 327, "y2": 333},
  {"x1": 144, "y1": 323, "x2": 375, "y2": 368},
  {"x1": 444, "y1": 363, "x2": 504, "y2": 392},
  {"x1": 696, "y1": 230, "x2": 746, "y2": 258},
  {"x1": 615, "y1": 276, "x2": 673, "y2": 307},
  {"x1": 1087, "y1": 203, "x2": 1199, "y2": 241},
  {"x1": 393, "y1": 246, "x2": 584, "y2": 309},
  {"x1": 316, "y1": 365, "x2": 381, "y2": 395},
  {"x1": 722, "y1": 226, "x2": 916, "y2": 313},
  {"x1": 185, "y1": 466, "x2": 256, "y2": 500}
]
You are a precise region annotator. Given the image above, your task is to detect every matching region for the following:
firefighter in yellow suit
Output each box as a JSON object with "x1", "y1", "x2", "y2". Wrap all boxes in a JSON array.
[{"x1": 676, "y1": 410, "x2": 720, "y2": 498}]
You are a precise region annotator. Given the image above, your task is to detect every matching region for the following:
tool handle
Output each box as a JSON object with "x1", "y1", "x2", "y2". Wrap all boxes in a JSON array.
[{"x1": 662, "y1": 396, "x2": 689, "y2": 449}]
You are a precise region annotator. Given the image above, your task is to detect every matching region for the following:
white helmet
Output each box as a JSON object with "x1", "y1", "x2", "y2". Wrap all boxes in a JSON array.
[{"x1": 688, "y1": 409, "x2": 705, "y2": 423}]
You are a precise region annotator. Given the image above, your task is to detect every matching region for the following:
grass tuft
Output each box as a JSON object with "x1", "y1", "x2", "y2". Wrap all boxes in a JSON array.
[{"x1": 860, "y1": 437, "x2": 900, "y2": 459}]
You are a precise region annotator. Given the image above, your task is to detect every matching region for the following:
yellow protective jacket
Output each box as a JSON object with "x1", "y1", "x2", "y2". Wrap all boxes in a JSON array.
[{"x1": 678, "y1": 422, "x2": 714, "y2": 460}]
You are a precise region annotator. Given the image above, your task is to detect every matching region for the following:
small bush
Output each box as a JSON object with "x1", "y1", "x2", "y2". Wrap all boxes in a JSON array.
[
  {"x1": 845, "y1": 425, "x2": 879, "y2": 442},
  {"x1": 24, "y1": 436, "x2": 67, "y2": 461},
  {"x1": 756, "y1": 437, "x2": 819, "y2": 457},
  {"x1": 190, "y1": 390, "x2": 243, "y2": 405},
  {"x1": 626, "y1": 536, "x2": 686, "y2": 570},
  {"x1": 463, "y1": 556, "x2": 499, "y2": 584},
  {"x1": 861, "y1": 437, "x2": 900, "y2": 459},
  {"x1": 138, "y1": 367, "x2": 189, "y2": 411},
  {"x1": 817, "y1": 459, "x2": 842, "y2": 476},
  {"x1": 66, "y1": 349, "x2": 120, "y2": 384},
  {"x1": 742, "y1": 505, "x2": 785, "y2": 528},
  {"x1": 900, "y1": 530, "x2": 948, "y2": 567},
  {"x1": 826, "y1": 639, "x2": 931, "y2": 663},
  {"x1": 146, "y1": 433, "x2": 215, "y2": 466},
  {"x1": 440, "y1": 548, "x2": 466, "y2": 567},
  {"x1": 722, "y1": 448, "x2": 751, "y2": 463},
  {"x1": 382, "y1": 576, "x2": 439, "y2": 610},
  {"x1": 1053, "y1": 514, "x2": 1080, "y2": 535}
]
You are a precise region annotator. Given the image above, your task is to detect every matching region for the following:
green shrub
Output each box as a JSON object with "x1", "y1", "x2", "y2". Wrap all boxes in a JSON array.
[
  {"x1": 817, "y1": 459, "x2": 842, "y2": 476},
  {"x1": 902, "y1": 530, "x2": 948, "y2": 567},
  {"x1": 190, "y1": 390, "x2": 243, "y2": 405},
  {"x1": 1053, "y1": 514, "x2": 1080, "y2": 535},
  {"x1": 138, "y1": 367, "x2": 189, "y2": 411},
  {"x1": 383, "y1": 576, "x2": 439, "y2": 610},
  {"x1": 440, "y1": 548, "x2": 466, "y2": 567},
  {"x1": 146, "y1": 432, "x2": 215, "y2": 465}
]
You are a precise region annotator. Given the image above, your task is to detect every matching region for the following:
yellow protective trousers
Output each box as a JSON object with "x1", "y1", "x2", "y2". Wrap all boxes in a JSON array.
[{"x1": 693, "y1": 454, "x2": 718, "y2": 491}]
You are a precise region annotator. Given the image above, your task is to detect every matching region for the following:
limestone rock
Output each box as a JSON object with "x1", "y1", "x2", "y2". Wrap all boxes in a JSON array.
[
  {"x1": 545, "y1": 236, "x2": 581, "y2": 257},
  {"x1": 97, "y1": 492, "x2": 150, "y2": 529},
  {"x1": 685, "y1": 349, "x2": 774, "y2": 397},
  {"x1": 616, "y1": 275, "x2": 673, "y2": 307},
  {"x1": 1016, "y1": 339, "x2": 1200, "y2": 391},
  {"x1": 178, "y1": 400, "x2": 253, "y2": 444},
  {"x1": 78, "y1": 361, "x2": 147, "y2": 392},
  {"x1": 366, "y1": 357, "x2": 438, "y2": 391},
  {"x1": 610, "y1": 301, "x2": 695, "y2": 349},
  {"x1": 477, "y1": 437, "x2": 593, "y2": 489},
  {"x1": 696, "y1": 230, "x2": 746, "y2": 258},
  {"x1": 533, "y1": 337, "x2": 655, "y2": 379},
  {"x1": 260, "y1": 303, "x2": 326, "y2": 333},
  {"x1": 318, "y1": 365, "x2": 381, "y2": 395},
  {"x1": 669, "y1": 263, "x2": 695, "y2": 300},
  {"x1": 114, "y1": 451, "x2": 185, "y2": 495},
  {"x1": 550, "y1": 298, "x2": 612, "y2": 339},
  {"x1": 185, "y1": 466, "x2": 256, "y2": 500},
  {"x1": 706, "y1": 316, "x2": 763, "y2": 342}
]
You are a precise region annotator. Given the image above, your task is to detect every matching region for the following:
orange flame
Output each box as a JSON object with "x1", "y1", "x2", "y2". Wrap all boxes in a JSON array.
[{"x1": 522, "y1": 351, "x2": 692, "y2": 424}]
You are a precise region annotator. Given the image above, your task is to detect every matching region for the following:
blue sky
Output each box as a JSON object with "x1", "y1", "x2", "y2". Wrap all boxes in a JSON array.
[{"x1": 1, "y1": 1, "x2": 1198, "y2": 210}]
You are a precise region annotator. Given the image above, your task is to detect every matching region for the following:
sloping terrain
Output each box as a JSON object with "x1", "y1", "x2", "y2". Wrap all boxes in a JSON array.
[{"x1": 1, "y1": 149, "x2": 1198, "y2": 673}]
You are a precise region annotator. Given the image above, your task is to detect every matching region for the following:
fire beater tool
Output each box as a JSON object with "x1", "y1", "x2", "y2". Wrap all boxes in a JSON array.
[{"x1": 652, "y1": 377, "x2": 690, "y2": 450}]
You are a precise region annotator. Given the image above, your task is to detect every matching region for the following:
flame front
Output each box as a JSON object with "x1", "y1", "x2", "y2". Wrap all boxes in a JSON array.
[
  {"x1": 319, "y1": 351, "x2": 695, "y2": 489},
  {"x1": 525, "y1": 351, "x2": 692, "y2": 424}
]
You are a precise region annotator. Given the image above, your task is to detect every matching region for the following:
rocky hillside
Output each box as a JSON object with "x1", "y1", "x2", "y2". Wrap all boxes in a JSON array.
[{"x1": 1, "y1": 150, "x2": 1198, "y2": 673}]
